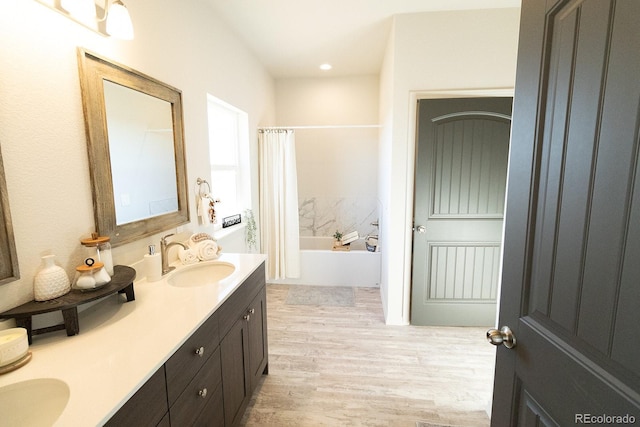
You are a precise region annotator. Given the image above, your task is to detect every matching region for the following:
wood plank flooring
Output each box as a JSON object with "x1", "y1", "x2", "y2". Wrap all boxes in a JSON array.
[{"x1": 241, "y1": 285, "x2": 496, "y2": 426}]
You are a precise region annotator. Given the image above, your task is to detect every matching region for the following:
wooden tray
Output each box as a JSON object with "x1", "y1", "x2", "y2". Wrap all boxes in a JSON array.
[{"x1": 0, "y1": 265, "x2": 136, "y2": 344}]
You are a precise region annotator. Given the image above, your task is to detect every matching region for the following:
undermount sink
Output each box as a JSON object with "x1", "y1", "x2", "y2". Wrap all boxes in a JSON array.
[
  {"x1": 167, "y1": 261, "x2": 236, "y2": 288},
  {"x1": 0, "y1": 378, "x2": 69, "y2": 426}
]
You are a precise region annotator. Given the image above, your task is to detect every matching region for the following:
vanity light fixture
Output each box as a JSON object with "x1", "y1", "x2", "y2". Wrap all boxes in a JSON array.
[
  {"x1": 35, "y1": 0, "x2": 134, "y2": 40},
  {"x1": 105, "y1": 0, "x2": 134, "y2": 40}
]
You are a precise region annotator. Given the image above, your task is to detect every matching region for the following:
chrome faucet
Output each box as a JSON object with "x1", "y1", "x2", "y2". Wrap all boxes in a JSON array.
[{"x1": 161, "y1": 233, "x2": 188, "y2": 275}]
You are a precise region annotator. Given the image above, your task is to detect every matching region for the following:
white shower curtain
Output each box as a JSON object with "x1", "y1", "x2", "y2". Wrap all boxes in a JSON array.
[{"x1": 258, "y1": 129, "x2": 300, "y2": 280}]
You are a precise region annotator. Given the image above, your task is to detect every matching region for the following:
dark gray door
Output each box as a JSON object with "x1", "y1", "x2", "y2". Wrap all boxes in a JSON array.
[
  {"x1": 492, "y1": 0, "x2": 640, "y2": 425},
  {"x1": 412, "y1": 97, "x2": 512, "y2": 326}
]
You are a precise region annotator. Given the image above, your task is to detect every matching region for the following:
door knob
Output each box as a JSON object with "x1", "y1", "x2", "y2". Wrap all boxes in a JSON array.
[
  {"x1": 486, "y1": 326, "x2": 516, "y2": 349},
  {"x1": 415, "y1": 225, "x2": 426, "y2": 234}
]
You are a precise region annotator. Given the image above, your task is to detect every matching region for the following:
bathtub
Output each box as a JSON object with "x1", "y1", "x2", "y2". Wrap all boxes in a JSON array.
[{"x1": 268, "y1": 236, "x2": 381, "y2": 287}]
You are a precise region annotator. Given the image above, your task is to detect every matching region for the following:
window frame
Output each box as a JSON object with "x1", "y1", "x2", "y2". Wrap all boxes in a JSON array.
[{"x1": 206, "y1": 94, "x2": 250, "y2": 227}]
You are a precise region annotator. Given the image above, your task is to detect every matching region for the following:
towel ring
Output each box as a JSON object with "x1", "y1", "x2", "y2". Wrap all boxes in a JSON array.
[{"x1": 196, "y1": 177, "x2": 211, "y2": 197}]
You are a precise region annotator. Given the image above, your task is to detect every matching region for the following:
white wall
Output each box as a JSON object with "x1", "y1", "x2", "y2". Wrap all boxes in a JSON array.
[
  {"x1": 276, "y1": 76, "x2": 380, "y2": 239},
  {"x1": 378, "y1": 19, "x2": 397, "y2": 324},
  {"x1": 0, "y1": 0, "x2": 275, "y2": 313},
  {"x1": 276, "y1": 76, "x2": 379, "y2": 126},
  {"x1": 379, "y1": 8, "x2": 521, "y2": 325}
]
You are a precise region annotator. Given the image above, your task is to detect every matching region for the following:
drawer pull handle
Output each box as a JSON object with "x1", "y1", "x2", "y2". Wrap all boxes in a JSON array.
[
  {"x1": 248, "y1": 308, "x2": 255, "y2": 315},
  {"x1": 198, "y1": 388, "x2": 208, "y2": 398},
  {"x1": 243, "y1": 314, "x2": 250, "y2": 321},
  {"x1": 195, "y1": 346, "x2": 205, "y2": 357}
]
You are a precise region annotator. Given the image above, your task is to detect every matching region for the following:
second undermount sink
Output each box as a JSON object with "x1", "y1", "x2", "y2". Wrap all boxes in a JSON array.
[
  {"x1": 167, "y1": 261, "x2": 236, "y2": 288},
  {"x1": 0, "y1": 378, "x2": 69, "y2": 426}
]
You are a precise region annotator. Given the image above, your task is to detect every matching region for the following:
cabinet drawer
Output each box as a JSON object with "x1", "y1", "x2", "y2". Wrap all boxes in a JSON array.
[
  {"x1": 193, "y1": 382, "x2": 224, "y2": 427},
  {"x1": 169, "y1": 346, "x2": 223, "y2": 426},
  {"x1": 219, "y1": 262, "x2": 265, "y2": 337},
  {"x1": 165, "y1": 311, "x2": 219, "y2": 405},
  {"x1": 105, "y1": 367, "x2": 168, "y2": 427}
]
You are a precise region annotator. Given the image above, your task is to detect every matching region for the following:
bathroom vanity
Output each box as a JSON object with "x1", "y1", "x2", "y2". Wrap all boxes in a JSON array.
[{"x1": 0, "y1": 253, "x2": 267, "y2": 427}]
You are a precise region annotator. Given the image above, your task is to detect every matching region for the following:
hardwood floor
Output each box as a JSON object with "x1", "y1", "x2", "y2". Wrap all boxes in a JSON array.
[{"x1": 241, "y1": 284, "x2": 496, "y2": 427}]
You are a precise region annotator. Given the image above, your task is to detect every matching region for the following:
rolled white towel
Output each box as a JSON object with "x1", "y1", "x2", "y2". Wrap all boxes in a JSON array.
[
  {"x1": 189, "y1": 232, "x2": 216, "y2": 247},
  {"x1": 178, "y1": 247, "x2": 199, "y2": 265},
  {"x1": 195, "y1": 240, "x2": 221, "y2": 261}
]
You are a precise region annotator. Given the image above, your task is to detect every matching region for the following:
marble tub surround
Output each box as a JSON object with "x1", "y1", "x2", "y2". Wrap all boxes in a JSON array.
[
  {"x1": 299, "y1": 196, "x2": 379, "y2": 239},
  {"x1": 293, "y1": 125, "x2": 379, "y2": 240},
  {"x1": 0, "y1": 253, "x2": 266, "y2": 426}
]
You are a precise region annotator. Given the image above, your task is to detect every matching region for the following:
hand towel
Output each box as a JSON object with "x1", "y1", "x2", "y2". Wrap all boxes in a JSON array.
[
  {"x1": 195, "y1": 240, "x2": 221, "y2": 261},
  {"x1": 178, "y1": 247, "x2": 199, "y2": 265},
  {"x1": 341, "y1": 231, "x2": 359, "y2": 245},
  {"x1": 197, "y1": 196, "x2": 212, "y2": 225}
]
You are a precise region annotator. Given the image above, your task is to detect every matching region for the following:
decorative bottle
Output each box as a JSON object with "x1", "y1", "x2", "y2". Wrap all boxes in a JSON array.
[
  {"x1": 96, "y1": 239, "x2": 113, "y2": 276},
  {"x1": 34, "y1": 254, "x2": 71, "y2": 301},
  {"x1": 81, "y1": 233, "x2": 114, "y2": 276}
]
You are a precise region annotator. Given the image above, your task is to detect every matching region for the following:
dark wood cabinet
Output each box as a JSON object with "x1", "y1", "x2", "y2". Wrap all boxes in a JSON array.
[
  {"x1": 104, "y1": 367, "x2": 168, "y2": 427},
  {"x1": 165, "y1": 312, "x2": 219, "y2": 406},
  {"x1": 220, "y1": 317, "x2": 251, "y2": 427},
  {"x1": 192, "y1": 380, "x2": 225, "y2": 427},
  {"x1": 220, "y1": 265, "x2": 268, "y2": 427},
  {"x1": 157, "y1": 413, "x2": 171, "y2": 427},
  {"x1": 106, "y1": 261, "x2": 267, "y2": 427},
  {"x1": 247, "y1": 287, "x2": 268, "y2": 389},
  {"x1": 165, "y1": 309, "x2": 223, "y2": 426},
  {"x1": 168, "y1": 346, "x2": 223, "y2": 426}
]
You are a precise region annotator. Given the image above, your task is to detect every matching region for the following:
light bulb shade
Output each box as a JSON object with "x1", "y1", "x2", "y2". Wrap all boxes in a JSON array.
[
  {"x1": 106, "y1": 0, "x2": 134, "y2": 40},
  {"x1": 60, "y1": 0, "x2": 96, "y2": 22}
]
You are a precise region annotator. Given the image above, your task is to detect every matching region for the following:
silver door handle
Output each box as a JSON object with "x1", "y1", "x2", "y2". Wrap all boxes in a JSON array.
[
  {"x1": 486, "y1": 326, "x2": 516, "y2": 349},
  {"x1": 415, "y1": 225, "x2": 426, "y2": 234}
]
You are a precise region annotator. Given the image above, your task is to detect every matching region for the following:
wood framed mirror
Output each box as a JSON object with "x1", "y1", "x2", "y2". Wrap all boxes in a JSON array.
[
  {"x1": 0, "y1": 144, "x2": 19, "y2": 285},
  {"x1": 77, "y1": 48, "x2": 189, "y2": 246}
]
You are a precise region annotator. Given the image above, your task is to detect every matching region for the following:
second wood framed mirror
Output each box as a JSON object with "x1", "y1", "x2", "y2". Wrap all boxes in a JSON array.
[{"x1": 77, "y1": 48, "x2": 189, "y2": 246}]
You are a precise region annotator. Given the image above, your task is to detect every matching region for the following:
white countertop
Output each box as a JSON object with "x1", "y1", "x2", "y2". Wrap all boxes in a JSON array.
[{"x1": 0, "y1": 253, "x2": 267, "y2": 427}]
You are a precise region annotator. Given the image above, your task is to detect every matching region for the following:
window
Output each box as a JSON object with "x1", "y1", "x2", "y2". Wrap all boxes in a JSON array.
[{"x1": 207, "y1": 95, "x2": 250, "y2": 227}]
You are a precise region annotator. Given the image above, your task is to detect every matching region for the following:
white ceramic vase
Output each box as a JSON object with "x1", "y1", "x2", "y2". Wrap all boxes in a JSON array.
[{"x1": 34, "y1": 255, "x2": 71, "y2": 301}]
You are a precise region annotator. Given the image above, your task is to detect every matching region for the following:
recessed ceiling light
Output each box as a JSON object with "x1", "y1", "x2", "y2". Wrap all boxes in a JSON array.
[{"x1": 319, "y1": 63, "x2": 332, "y2": 71}]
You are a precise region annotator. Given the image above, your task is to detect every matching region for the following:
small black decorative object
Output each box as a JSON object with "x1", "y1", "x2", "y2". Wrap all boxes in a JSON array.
[{"x1": 222, "y1": 214, "x2": 241, "y2": 228}]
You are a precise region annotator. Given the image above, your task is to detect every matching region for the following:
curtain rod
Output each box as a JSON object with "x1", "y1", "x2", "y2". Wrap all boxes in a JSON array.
[{"x1": 258, "y1": 125, "x2": 381, "y2": 130}]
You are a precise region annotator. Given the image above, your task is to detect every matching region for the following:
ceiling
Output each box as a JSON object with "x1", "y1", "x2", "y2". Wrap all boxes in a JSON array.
[{"x1": 207, "y1": 0, "x2": 521, "y2": 79}]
